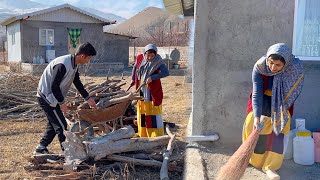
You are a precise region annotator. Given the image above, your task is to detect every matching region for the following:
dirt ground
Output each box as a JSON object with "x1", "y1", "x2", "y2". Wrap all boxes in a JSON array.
[
  {"x1": 2, "y1": 65, "x2": 319, "y2": 180},
  {"x1": 0, "y1": 70, "x2": 192, "y2": 179}
]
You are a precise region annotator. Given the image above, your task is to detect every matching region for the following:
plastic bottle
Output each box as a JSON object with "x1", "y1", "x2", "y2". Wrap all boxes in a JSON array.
[{"x1": 293, "y1": 131, "x2": 314, "y2": 165}]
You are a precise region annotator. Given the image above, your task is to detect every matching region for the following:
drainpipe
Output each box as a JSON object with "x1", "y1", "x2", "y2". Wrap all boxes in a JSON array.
[{"x1": 186, "y1": 134, "x2": 219, "y2": 142}]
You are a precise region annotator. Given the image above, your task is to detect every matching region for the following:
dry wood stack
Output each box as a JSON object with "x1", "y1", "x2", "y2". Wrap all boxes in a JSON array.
[
  {"x1": 0, "y1": 73, "x2": 41, "y2": 119},
  {"x1": 69, "y1": 79, "x2": 141, "y2": 111},
  {"x1": 0, "y1": 74, "x2": 138, "y2": 120}
]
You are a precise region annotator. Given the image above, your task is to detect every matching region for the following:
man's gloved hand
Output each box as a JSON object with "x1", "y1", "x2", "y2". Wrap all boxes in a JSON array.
[{"x1": 60, "y1": 103, "x2": 68, "y2": 113}]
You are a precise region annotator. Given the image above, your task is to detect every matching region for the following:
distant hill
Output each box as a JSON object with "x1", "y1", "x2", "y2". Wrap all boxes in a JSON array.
[
  {"x1": 109, "y1": 7, "x2": 170, "y2": 35},
  {"x1": 108, "y1": 7, "x2": 193, "y2": 46}
]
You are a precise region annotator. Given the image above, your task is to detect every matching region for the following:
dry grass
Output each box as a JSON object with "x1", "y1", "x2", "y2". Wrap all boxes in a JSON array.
[
  {"x1": 0, "y1": 74, "x2": 191, "y2": 179},
  {"x1": 0, "y1": 64, "x2": 9, "y2": 73}
]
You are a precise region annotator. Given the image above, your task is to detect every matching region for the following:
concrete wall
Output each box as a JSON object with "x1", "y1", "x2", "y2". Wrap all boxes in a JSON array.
[
  {"x1": 20, "y1": 20, "x2": 129, "y2": 67},
  {"x1": 192, "y1": 0, "x2": 297, "y2": 146},
  {"x1": 292, "y1": 61, "x2": 320, "y2": 132},
  {"x1": 7, "y1": 21, "x2": 21, "y2": 62}
]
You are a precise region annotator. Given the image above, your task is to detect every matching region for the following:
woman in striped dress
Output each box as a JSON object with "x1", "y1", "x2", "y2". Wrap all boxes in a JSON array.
[{"x1": 136, "y1": 44, "x2": 169, "y2": 137}]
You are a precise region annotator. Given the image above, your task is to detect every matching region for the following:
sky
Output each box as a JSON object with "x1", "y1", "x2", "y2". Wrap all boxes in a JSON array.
[{"x1": 29, "y1": 0, "x2": 165, "y2": 18}]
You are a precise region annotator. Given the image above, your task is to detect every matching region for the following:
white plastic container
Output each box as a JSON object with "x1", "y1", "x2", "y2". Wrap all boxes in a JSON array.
[
  {"x1": 285, "y1": 127, "x2": 311, "y2": 160},
  {"x1": 293, "y1": 131, "x2": 314, "y2": 165},
  {"x1": 295, "y1": 118, "x2": 306, "y2": 130}
]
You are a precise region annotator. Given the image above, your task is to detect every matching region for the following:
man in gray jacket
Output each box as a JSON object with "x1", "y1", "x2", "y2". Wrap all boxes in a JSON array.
[{"x1": 34, "y1": 42, "x2": 97, "y2": 154}]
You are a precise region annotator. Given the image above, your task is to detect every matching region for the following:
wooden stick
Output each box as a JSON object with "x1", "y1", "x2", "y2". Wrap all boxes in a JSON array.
[
  {"x1": 84, "y1": 81, "x2": 95, "y2": 88},
  {"x1": 99, "y1": 79, "x2": 111, "y2": 86},
  {"x1": 47, "y1": 173, "x2": 80, "y2": 180},
  {"x1": 39, "y1": 170, "x2": 66, "y2": 173},
  {"x1": 160, "y1": 125, "x2": 176, "y2": 180},
  {"x1": 0, "y1": 104, "x2": 37, "y2": 115},
  {"x1": 89, "y1": 86, "x2": 108, "y2": 96},
  {"x1": 114, "y1": 82, "x2": 126, "y2": 89},
  {"x1": 26, "y1": 154, "x2": 64, "y2": 164},
  {"x1": 95, "y1": 90, "x2": 125, "y2": 97},
  {"x1": 107, "y1": 154, "x2": 162, "y2": 167},
  {"x1": 0, "y1": 93, "x2": 37, "y2": 104}
]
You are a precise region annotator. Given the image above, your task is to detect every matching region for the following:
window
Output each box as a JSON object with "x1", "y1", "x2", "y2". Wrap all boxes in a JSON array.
[
  {"x1": 11, "y1": 31, "x2": 15, "y2": 45},
  {"x1": 39, "y1": 29, "x2": 54, "y2": 46},
  {"x1": 293, "y1": 0, "x2": 320, "y2": 60}
]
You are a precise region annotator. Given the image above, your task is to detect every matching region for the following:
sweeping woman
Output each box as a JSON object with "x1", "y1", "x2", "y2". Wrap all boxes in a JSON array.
[
  {"x1": 242, "y1": 43, "x2": 304, "y2": 179},
  {"x1": 136, "y1": 44, "x2": 169, "y2": 137}
]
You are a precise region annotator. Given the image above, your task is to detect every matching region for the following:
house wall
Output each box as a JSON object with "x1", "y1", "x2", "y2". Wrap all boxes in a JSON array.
[
  {"x1": 192, "y1": 0, "x2": 310, "y2": 147},
  {"x1": 20, "y1": 20, "x2": 129, "y2": 66},
  {"x1": 293, "y1": 61, "x2": 320, "y2": 132},
  {"x1": 7, "y1": 21, "x2": 21, "y2": 62}
]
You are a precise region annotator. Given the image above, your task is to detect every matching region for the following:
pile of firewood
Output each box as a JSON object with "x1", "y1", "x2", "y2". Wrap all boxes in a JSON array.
[
  {"x1": 0, "y1": 72, "x2": 41, "y2": 119},
  {"x1": 25, "y1": 125, "x2": 180, "y2": 180},
  {"x1": 69, "y1": 79, "x2": 141, "y2": 110},
  {"x1": 0, "y1": 71, "x2": 138, "y2": 120}
]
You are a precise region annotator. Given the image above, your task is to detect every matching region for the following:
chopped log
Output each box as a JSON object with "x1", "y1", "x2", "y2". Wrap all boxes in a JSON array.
[
  {"x1": 107, "y1": 154, "x2": 162, "y2": 167},
  {"x1": 89, "y1": 86, "x2": 108, "y2": 96},
  {"x1": 88, "y1": 85, "x2": 103, "y2": 93},
  {"x1": 77, "y1": 96, "x2": 100, "y2": 109},
  {"x1": 160, "y1": 125, "x2": 176, "y2": 180},
  {"x1": 113, "y1": 82, "x2": 126, "y2": 89},
  {"x1": 99, "y1": 79, "x2": 111, "y2": 86},
  {"x1": 97, "y1": 93, "x2": 141, "y2": 109},
  {"x1": 86, "y1": 84, "x2": 98, "y2": 91},
  {"x1": 106, "y1": 82, "x2": 119, "y2": 90},
  {"x1": 107, "y1": 92, "x2": 130, "y2": 99},
  {"x1": 84, "y1": 126, "x2": 170, "y2": 161},
  {"x1": 62, "y1": 131, "x2": 88, "y2": 171},
  {"x1": 63, "y1": 124, "x2": 170, "y2": 170}
]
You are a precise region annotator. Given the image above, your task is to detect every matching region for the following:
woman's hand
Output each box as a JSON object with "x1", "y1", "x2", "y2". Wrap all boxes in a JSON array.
[
  {"x1": 146, "y1": 77, "x2": 152, "y2": 84},
  {"x1": 254, "y1": 117, "x2": 260, "y2": 130}
]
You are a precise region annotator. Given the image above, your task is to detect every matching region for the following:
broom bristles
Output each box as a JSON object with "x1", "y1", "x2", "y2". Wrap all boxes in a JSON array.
[{"x1": 217, "y1": 128, "x2": 260, "y2": 180}]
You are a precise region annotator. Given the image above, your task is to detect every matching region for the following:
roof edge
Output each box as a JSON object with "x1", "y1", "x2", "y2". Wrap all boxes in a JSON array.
[{"x1": 1, "y1": 3, "x2": 113, "y2": 26}]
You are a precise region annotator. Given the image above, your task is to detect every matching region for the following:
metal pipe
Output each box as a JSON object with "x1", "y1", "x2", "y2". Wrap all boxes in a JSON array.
[{"x1": 186, "y1": 134, "x2": 219, "y2": 142}]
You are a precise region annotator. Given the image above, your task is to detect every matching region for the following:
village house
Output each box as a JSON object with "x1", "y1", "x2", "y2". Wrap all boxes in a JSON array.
[{"x1": 1, "y1": 3, "x2": 135, "y2": 75}]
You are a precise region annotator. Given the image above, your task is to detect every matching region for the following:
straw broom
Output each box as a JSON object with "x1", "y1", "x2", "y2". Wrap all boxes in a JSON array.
[{"x1": 217, "y1": 117, "x2": 266, "y2": 180}]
